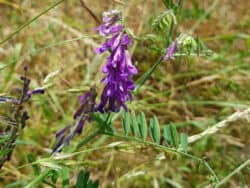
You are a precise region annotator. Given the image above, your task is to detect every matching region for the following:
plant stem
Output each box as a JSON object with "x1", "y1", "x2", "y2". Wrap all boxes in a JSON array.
[
  {"x1": 189, "y1": 0, "x2": 219, "y2": 34},
  {"x1": 215, "y1": 159, "x2": 250, "y2": 188},
  {"x1": 135, "y1": 57, "x2": 164, "y2": 93},
  {"x1": 74, "y1": 128, "x2": 101, "y2": 152},
  {"x1": 0, "y1": 0, "x2": 65, "y2": 45},
  {"x1": 79, "y1": 0, "x2": 101, "y2": 24},
  {"x1": 24, "y1": 169, "x2": 52, "y2": 188},
  {"x1": 103, "y1": 131, "x2": 219, "y2": 183}
]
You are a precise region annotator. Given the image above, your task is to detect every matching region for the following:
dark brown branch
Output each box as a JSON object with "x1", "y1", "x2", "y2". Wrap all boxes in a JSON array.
[{"x1": 79, "y1": 0, "x2": 101, "y2": 24}]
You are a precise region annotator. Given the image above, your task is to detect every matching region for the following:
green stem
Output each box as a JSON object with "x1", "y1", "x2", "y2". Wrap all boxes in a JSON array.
[
  {"x1": 189, "y1": 0, "x2": 219, "y2": 34},
  {"x1": 215, "y1": 159, "x2": 250, "y2": 188},
  {"x1": 135, "y1": 57, "x2": 164, "y2": 93},
  {"x1": 24, "y1": 169, "x2": 52, "y2": 188},
  {"x1": 74, "y1": 128, "x2": 101, "y2": 152},
  {"x1": 0, "y1": 0, "x2": 65, "y2": 45},
  {"x1": 103, "y1": 131, "x2": 219, "y2": 183}
]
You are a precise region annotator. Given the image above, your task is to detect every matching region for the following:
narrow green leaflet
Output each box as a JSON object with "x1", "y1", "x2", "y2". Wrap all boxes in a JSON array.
[
  {"x1": 74, "y1": 171, "x2": 99, "y2": 188},
  {"x1": 170, "y1": 123, "x2": 179, "y2": 149},
  {"x1": 122, "y1": 111, "x2": 130, "y2": 135},
  {"x1": 87, "y1": 180, "x2": 99, "y2": 188},
  {"x1": 92, "y1": 180, "x2": 99, "y2": 188},
  {"x1": 196, "y1": 37, "x2": 200, "y2": 56},
  {"x1": 130, "y1": 110, "x2": 139, "y2": 136},
  {"x1": 163, "y1": 126, "x2": 171, "y2": 146},
  {"x1": 181, "y1": 133, "x2": 188, "y2": 153},
  {"x1": 137, "y1": 111, "x2": 148, "y2": 141},
  {"x1": 75, "y1": 170, "x2": 85, "y2": 188},
  {"x1": 149, "y1": 116, "x2": 161, "y2": 144},
  {"x1": 61, "y1": 167, "x2": 70, "y2": 188}
]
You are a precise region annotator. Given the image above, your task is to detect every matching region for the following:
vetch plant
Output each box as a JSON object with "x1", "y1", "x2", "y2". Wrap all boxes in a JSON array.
[
  {"x1": 46, "y1": 5, "x2": 219, "y2": 187},
  {"x1": 1, "y1": 0, "x2": 248, "y2": 187},
  {"x1": 0, "y1": 66, "x2": 44, "y2": 169}
]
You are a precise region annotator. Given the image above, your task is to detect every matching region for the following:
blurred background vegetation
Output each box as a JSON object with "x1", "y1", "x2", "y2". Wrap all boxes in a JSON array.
[{"x1": 0, "y1": 0, "x2": 249, "y2": 187}]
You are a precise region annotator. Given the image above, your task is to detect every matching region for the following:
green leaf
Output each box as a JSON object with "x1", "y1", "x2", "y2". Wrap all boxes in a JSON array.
[
  {"x1": 137, "y1": 112, "x2": 147, "y2": 141},
  {"x1": 107, "y1": 123, "x2": 115, "y2": 133},
  {"x1": 83, "y1": 171, "x2": 90, "y2": 186},
  {"x1": 92, "y1": 180, "x2": 99, "y2": 188},
  {"x1": 61, "y1": 167, "x2": 70, "y2": 188},
  {"x1": 75, "y1": 170, "x2": 85, "y2": 188},
  {"x1": 50, "y1": 170, "x2": 59, "y2": 184},
  {"x1": 149, "y1": 116, "x2": 161, "y2": 144},
  {"x1": 91, "y1": 113, "x2": 106, "y2": 124},
  {"x1": 130, "y1": 110, "x2": 139, "y2": 136},
  {"x1": 122, "y1": 111, "x2": 130, "y2": 135},
  {"x1": 163, "y1": 126, "x2": 171, "y2": 146},
  {"x1": 196, "y1": 37, "x2": 200, "y2": 56},
  {"x1": 27, "y1": 154, "x2": 41, "y2": 175},
  {"x1": 170, "y1": 123, "x2": 179, "y2": 149},
  {"x1": 181, "y1": 133, "x2": 188, "y2": 153},
  {"x1": 0, "y1": 135, "x2": 10, "y2": 144}
]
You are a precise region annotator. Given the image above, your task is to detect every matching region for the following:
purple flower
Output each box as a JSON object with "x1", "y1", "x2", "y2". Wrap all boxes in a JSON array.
[
  {"x1": 95, "y1": 10, "x2": 138, "y2": 113},
  {"x1": 53, "y1": 86, "x2": 97, "y2": 153},
  {"x1": 16, "y1": 66, "x2": 45, "y2": 104},
  {"x1": 96, "y1": 10, "x2": 123, "y2": 36},
  {"x1": 163, "y1": 42, "x2": 177, "y2": 61}
]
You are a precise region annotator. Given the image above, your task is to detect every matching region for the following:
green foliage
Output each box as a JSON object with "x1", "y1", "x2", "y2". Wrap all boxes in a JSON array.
[
  {"x1": 149, "y1": 116, "x2": 161, "y2": 144},
  {"x1": 122, "y1": 111, "x2": 130, "y2": 135},
  {"x1": 74, "y1": 170, "x2": 99, "y2": 188},
  {"x1": 119, "y1": 111, "x2": 188, "y2": 152},
  {"x1": 152, "y1": 10, "x2": 176, "y2": 32},
  {"x1": 130, "y1": 110, "x2": 139, "y2": 136},
  {"x1": 27, "y1": 154, "x2": 41, "y2": 175},
  {"x1": 180, "y1": 133, "x2": 188, "y2": 153},
  {"x1": 137, "y1": 111, "x2": 148, "y2": 141},
  {"x1": 61, "y1": 167, "x2": 70, "y2": 188}
]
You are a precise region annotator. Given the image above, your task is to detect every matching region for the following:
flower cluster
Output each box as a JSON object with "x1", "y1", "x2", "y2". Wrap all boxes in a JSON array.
[
  {"x1": 53, "y1": 86, "x2": 97, "y2": 153},
  {"x1": 95, "y1": 10, "x2": 137, "y2": 112}
]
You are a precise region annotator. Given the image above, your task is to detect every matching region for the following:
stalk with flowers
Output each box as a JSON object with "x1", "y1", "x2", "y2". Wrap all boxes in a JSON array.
[{"x1": 0, "y1": 0, "x2": 247, "y2": 187}]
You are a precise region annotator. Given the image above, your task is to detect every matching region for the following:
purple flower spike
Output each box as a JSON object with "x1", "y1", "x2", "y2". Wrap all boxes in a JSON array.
[
  {"x1": 53, "y1": 86, "x2": 97, "y2": 153},
  {"x1": 163, "y1": 42, "x2": 177, "y2": 61},
  {"x1": 95, "y1": 10, "x2": 138, "y2": 113}
]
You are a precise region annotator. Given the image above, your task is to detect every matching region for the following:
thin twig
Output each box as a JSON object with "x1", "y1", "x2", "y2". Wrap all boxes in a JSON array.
[
  {"x1": 0, "y1": 0, "x2": 65, "y2": 45},
  {"x1": 79, "y1": 0, "x2": 101, "y2": 24},
  {"x1": 189, "y1": 0, "x2": 219, "y2": 34},
  {"x1": 215, "y1": 159, "x2": 250, "y2": 188}
]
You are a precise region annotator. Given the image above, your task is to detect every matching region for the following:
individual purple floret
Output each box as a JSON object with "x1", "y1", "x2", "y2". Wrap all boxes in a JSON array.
[
  {"x1": 163, "y1": 41, "x2": 177, "y2": 61},
  {"x1": 95, "y1": 10, "x2": 138, "y2": 112},
  {"x1": 17, "y1": 66, "x2": 45, "y2": 104},
  {"x1": 53, "y1": 86, "x2": 97, "y2": 153}
]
